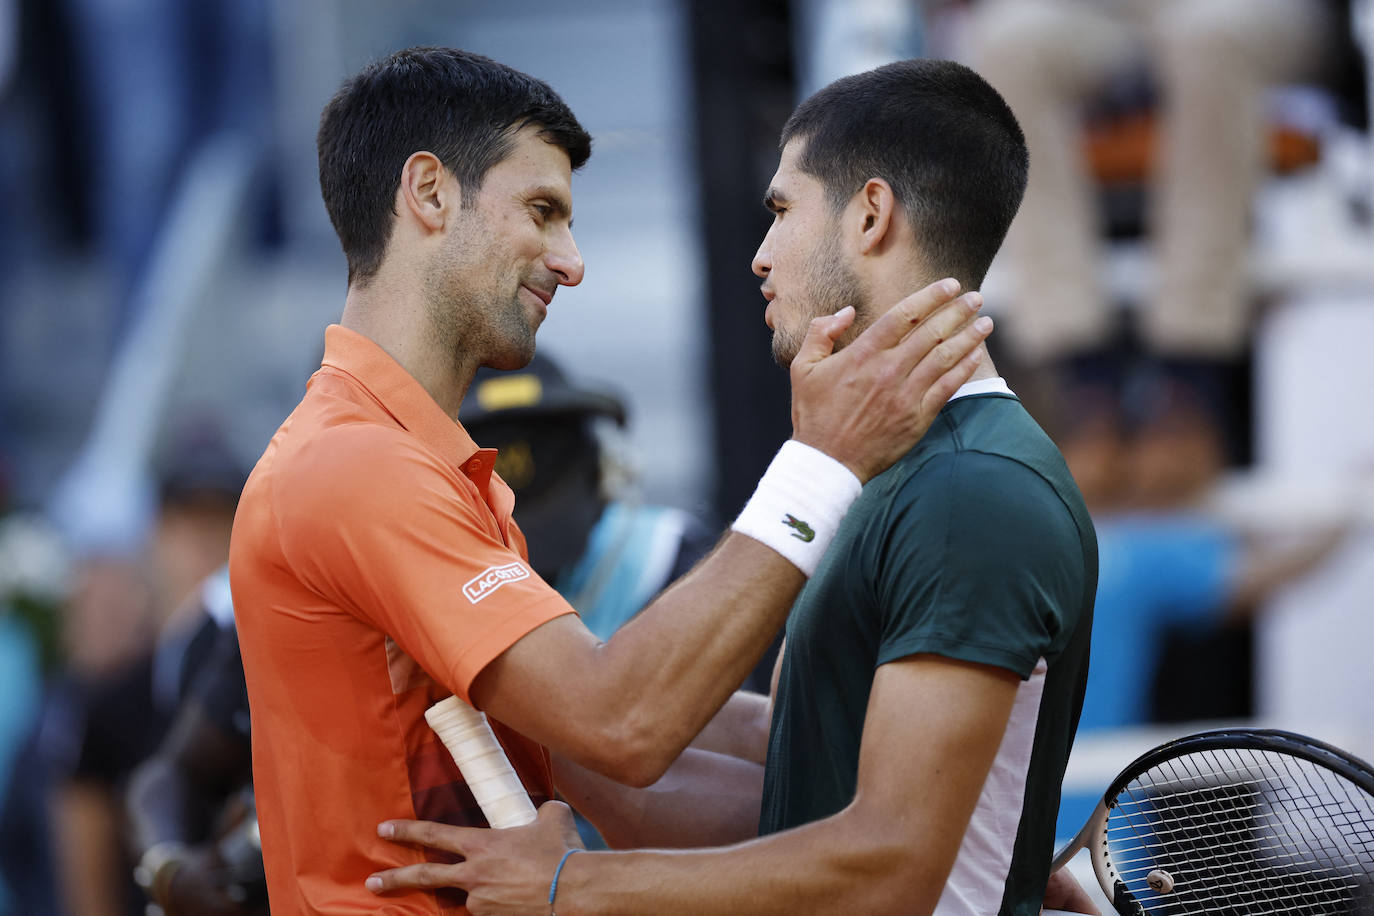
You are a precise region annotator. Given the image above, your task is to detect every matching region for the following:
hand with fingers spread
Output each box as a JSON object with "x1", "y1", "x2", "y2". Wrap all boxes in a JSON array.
[
  {"x1": 789, "y1": 277, "x2": 992, "y2": 483},
  {"x1": 367, "y1": 803, "x2": 582, "y2": 916}
]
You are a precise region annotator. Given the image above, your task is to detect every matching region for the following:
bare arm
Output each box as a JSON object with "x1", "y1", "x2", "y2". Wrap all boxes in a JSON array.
[
  {"x1": 551, "y1": 689, "x2": 772, "y2": 849},
  {"x1": 688, "y1": 690, "x2": 771, "y2": 764},
  {"x1": 371, "y1": 653, "x2": 1021, "y2": 915},
  {"x1": 553, "y1": 749, "x2": 764, "y2": 849},
  {"x1": 551, "y1": 688, "x2": 772, "y2": 848},
  {"x1": 473, "y1": 535, "x2": 799, "y2": 787},
  {"x1": 473, "y1": 284, "x2": 991, "y2": 785},
  {"x1": 1227, "y1": 526, "x2": 1348, "y2": 619}
]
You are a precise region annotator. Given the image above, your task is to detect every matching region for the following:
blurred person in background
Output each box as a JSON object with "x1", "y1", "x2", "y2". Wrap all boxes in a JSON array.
[
  {"x1": 125, "y1": 571, "x2": 264, "y2": 916},
  {"x1": 1054, "y1": 375, "x2": 1350, "y2": 844},
  {"x1": 1060, "y1": 374, "x2": 1351, "y2": 739},
  {"x1": 962, "y1": 0, "x2": 1344, "y2": 449},
  {"x1": 34, "y1": 419, "x2": 245, "y2": 916}
]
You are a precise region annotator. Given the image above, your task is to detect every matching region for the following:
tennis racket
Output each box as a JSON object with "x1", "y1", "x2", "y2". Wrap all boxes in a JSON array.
[
  {"x1": 426, "y1": 696, "x2": 537, "y2": 829},
  {"x1": 1049, "y1": 727, "x2": 1374, "y2": 915}
]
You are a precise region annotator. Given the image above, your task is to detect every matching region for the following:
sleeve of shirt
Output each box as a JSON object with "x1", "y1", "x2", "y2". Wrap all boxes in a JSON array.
[
  {"x1": 872, "y1": 451, "x2": 1089, "y2": 679},
  {"x1": 271, "y1": 424, "x2": 576, "y2": 701}
]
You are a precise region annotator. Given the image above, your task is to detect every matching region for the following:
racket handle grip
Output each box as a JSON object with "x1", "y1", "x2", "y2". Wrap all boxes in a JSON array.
[{"x1": 425, "y1": 696, "x2": 538, "y2": 828}]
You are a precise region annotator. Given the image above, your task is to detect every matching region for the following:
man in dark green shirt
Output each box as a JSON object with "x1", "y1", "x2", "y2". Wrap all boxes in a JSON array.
[
  {"x1": 368, "y1": 57, "x2": 1098, "y2": 916},
  {"x1": 763, "y1": 388, "x2": 1096, "y2": 912}
]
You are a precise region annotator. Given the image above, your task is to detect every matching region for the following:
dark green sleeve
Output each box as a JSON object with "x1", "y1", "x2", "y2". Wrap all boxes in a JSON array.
[{"x1": 872, "y1": 451, "x2": 1087, "y2": 679}]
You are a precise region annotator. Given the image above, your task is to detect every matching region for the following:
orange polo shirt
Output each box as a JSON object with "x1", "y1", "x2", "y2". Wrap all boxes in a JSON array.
[{"x1": 229, "y1": 325, "x2": 575, "y2": 914}]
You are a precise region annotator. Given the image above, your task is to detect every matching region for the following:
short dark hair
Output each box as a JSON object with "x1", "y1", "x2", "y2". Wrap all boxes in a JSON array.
[
  {"x1": 317, "y1": 47, "x2": 592, "y2": 285},
  {"x1": 780, "y1": 59, "x2": 1027, "y2": 289}
]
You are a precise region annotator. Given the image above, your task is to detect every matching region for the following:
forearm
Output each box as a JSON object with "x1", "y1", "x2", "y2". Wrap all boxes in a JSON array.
[
  {"x1": 587, "y1": 536, "x2": 801, "y2": 777},
  {"x1": 476, "y1": 534, "x2": 806, "y2": 785},
  {"x1": 548, "y1": 658, "x2": 1016, "y2": 916},
  {"x1": 689, "y1": 690, "x2": 771, "y2": 764},
  {"x1": 1228, "y1": 528, "x2": 1346, "y2": 617},
  {"x1": 554, "y1": 748, "x2": 764, "y2": 849},
  {"x1": 553, "y1": 802, "x2": 937, "y2": 916}
]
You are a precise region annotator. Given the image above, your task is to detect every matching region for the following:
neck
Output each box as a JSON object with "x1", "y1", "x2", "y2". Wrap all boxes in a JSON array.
[
  {"x1": 339, "y1": 274, "x2": 472, "y2": 421},
  {"x1": 864, "y1": 270, "x2": 999, "y2": 383},
  {"x1": 967, "y1": 343, "x2": 998, "y2": 383}
]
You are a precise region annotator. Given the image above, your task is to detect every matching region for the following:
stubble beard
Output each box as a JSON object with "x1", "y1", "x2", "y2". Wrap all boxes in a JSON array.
[
  {"x1": 771, "y1": 233, "x2": 866, "y2": 368},
  {"x1": 426, "y1": 227, "x2": 539, "y2": 375}
]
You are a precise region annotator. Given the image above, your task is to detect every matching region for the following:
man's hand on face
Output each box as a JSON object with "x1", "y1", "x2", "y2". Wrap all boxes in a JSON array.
[
  {"x1": 367, "y1": 802, "x2": 583, "y2": 916},
  {"x1": 789, "y1": 278, "x2": 991, "y2": 483}
]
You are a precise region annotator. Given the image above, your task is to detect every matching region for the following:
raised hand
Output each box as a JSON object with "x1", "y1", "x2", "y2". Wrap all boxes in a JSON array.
[{"x1": 789, "y1": 278, "x2": 991, "y2": 483}]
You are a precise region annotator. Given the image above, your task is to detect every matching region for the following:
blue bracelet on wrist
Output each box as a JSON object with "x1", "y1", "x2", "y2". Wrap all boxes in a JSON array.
[{"x1": 548, "y1": 847, "x2": 582, "y2": 914}]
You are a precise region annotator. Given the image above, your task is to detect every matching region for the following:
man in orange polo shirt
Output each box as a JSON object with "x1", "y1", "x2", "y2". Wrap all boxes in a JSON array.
[{"x1": 224, "y1": 47, "x2": 992, "y2": 914}]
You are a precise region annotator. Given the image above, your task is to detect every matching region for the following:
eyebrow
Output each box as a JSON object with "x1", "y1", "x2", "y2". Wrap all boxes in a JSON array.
[{"x1": 762, "y1": 187, "x2": 790, "y2": 212}]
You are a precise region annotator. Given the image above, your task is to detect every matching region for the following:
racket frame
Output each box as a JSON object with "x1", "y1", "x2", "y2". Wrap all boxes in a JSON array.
[{"x1": 1052, "y1": 727, "x2": 1374, "y2": 915}]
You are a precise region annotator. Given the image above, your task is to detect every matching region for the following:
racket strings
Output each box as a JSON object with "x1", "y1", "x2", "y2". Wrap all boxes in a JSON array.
[{"x1": 1098, "y1": 747, "x2": 1374, "y2": 914}]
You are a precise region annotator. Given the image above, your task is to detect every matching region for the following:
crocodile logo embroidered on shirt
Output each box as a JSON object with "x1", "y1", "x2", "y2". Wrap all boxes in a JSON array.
[{"x1": 782, "y1": 514, "x2": 816, "y2": 543}]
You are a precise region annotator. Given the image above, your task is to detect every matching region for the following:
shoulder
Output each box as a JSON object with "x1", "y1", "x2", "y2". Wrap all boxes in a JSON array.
[
  {"x1": 889, "y1": 447, "x2": 1076, "y2": 532},
  {"x1": 261, "y1": 421, "x2": 475, "y2": 557},
  {"x1": 279, "y1": 421, "x2": 452, "y2": 504},
  {"x1": 873, "y1": 449, "x2": 1091, "y2": 600}
]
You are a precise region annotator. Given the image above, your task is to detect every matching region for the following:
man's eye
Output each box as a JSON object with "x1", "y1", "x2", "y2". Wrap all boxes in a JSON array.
[{"x1": 533, "y1": 204, "x2": 552, "y2": 221}]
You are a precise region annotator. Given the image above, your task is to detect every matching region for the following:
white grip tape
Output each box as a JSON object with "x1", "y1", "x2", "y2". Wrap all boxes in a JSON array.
[
  {"x1": 425, "y1": 696, "x2": 537, "y2": 828},
  {"x1": 730, "y1": 439, "x2": 862, "y2": 577}
]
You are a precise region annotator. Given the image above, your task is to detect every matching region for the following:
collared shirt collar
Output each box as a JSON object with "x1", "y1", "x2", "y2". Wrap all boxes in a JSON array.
[
  {"x1": 318, "y1": 324, "x2": 496, "y2": 489},
  {"x1": 949, "y1": 376, "x2": 1013, "y2": 402}
]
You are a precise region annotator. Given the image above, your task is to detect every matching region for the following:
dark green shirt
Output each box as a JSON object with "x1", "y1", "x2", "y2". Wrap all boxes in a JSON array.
[{"x1": 759, "y1": 391, "x2": 1096, "y2": 915}]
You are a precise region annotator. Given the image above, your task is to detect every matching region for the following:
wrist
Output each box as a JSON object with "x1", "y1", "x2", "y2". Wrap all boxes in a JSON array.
[
  {"x1": 789, "y1": 436, "x2": 865, "y2": 484},
  {"x1": 549, "y1": 847, "x2": 582, "y2": 915},
  {"x1": 134, "y1": 840, "x2": 189, "y2": 907},
  {"x1": 731, "y1": 440, "x2": 862, "y2": 576}
]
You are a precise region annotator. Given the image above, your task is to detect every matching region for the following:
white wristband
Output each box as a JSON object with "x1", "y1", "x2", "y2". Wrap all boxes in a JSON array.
[{"x1": 730, "y1": 440, "x2": 863, "y2": 577}]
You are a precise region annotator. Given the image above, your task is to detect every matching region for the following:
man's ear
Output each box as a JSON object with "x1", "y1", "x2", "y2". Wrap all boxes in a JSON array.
[
  {"x1": 856, "y1": 177, "x2": 896, "y2": 255},
  {"x1": 398, "y1": 151, "x2": 455, "y2": 232}
]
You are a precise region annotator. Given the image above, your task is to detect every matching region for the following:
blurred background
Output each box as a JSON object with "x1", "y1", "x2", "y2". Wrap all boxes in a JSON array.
[{"x1": 0, "y1": 0, "x2": 1370, "y2": 912}]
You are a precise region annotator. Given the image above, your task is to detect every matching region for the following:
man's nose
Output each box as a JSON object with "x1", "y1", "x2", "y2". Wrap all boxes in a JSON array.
[
  {"x1": 549, "y1": 229, "x2": 585, "y2": 286},
  {"x1": 751, "y1": 238, "x2": 771, "y2": 279}
]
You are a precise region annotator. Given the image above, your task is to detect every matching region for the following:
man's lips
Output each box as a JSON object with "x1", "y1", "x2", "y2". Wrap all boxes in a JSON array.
[{"x1": 522, "y1": 285, "x2": 554, "y2": 307}]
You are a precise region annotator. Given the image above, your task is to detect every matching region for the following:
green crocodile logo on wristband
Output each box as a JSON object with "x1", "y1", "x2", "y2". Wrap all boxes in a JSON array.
[{"x1": 782, "y1": 514, "x2": 816, "y2": 543}]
